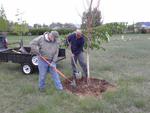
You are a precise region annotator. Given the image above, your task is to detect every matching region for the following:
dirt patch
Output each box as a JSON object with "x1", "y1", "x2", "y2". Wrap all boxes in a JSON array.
[{"x1": 62, "y1": 77, "x2": 115, "y2": 97}]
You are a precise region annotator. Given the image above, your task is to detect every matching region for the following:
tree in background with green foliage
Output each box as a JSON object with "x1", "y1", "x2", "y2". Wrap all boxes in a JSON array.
[
  {"x1": 0, "y1": 5, "x2": 8, "y2": 32},
  {"x1": 13, "y1": 21, "x2": 29, "y2": 35},
  {"x1": 105, "y1": 22, "x2": 127, "y2": 34},
  {"x1": 12, "y1": 9, "x2": 29, "y2": 36}
]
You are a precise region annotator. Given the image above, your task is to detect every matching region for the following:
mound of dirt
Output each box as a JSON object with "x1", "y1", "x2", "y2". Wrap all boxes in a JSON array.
[{"x1": 62, "y1": 77, "x2": 115, "y2": 97}]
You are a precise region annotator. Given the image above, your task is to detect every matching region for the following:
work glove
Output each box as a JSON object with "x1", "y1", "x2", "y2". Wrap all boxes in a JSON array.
[
  {"x1": 50, "y1": 62, "x2": 56, "y2": 68},
  {"x1": 35, "y1": 51, "x2": 41, "y2": 56},
  {"x1": 30, "y1": 49, "x2": 40, "y2": 56},
  {"x1": 71, "y1": 53, "x2": 75, "y2": 57}
]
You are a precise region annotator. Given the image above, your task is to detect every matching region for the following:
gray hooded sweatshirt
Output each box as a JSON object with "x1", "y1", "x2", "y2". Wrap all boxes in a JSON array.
[{"x1": 30, "y1": 35, "x2": 59, "y2": 62}]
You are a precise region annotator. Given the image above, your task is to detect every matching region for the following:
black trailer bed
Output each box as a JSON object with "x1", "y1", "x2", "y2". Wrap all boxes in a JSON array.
[{"x1": 0, "y1": 47, "x2": 66, "y2": 74}]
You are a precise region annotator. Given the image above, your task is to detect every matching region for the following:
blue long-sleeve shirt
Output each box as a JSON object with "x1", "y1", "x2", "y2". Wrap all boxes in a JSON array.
[{"x1": 67, "y1": 33, "x2": 85, "y2": 55}]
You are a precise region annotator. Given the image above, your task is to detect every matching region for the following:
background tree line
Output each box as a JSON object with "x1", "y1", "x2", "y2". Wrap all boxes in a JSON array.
[{"x1": 0, "y1": 5, "x2": 128, "y2": 36}]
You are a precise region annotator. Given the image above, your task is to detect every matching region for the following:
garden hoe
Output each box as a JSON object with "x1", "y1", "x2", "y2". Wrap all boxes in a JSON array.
[{"x1": 39, "y1": 55, "x2": 77, "y2": 88}]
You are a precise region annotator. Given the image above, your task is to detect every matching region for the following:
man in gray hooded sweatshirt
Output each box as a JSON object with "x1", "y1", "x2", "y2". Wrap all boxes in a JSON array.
[{"x1": 30, "y1": 31, "x2": 63, "y2": 91}]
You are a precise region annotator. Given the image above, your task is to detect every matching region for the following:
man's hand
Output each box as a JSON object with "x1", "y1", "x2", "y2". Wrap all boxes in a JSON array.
[
  {"x1": 71, "y1": 54, "x2": 74, "y2": 57},
  {"x1": 50, "y1": 62, "x2": 56, "y2": 68},
  {"x1": 36, "y1": 51, "x2": 41, "y2": 56},
  {"x1": 30, "y1": 49, "x2": 40, "y2": 56}
]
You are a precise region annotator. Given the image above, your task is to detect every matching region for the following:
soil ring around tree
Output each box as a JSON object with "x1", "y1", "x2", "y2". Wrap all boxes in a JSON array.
[{"x1": 62, "y1": 77, "x2": 116, "y2": 97}]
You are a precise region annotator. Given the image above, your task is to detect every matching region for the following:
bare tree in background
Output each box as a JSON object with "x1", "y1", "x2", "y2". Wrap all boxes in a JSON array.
[{"x1": 81, "y1": 7, "x2": 102, "y2": 29}]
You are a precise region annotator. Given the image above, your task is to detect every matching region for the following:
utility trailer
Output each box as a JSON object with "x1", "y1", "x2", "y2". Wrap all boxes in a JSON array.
[{"x1": 0, "y1": 47, "x2": 66, "y2": 75}]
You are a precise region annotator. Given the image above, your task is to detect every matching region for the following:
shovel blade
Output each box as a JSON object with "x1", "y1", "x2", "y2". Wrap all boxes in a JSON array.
[
  {"x1": 75, "y1": 72, "x2": 82, "y2": 79},
  {"x1": 70, "y1": 79, "x2": 77, "y2": 88}
]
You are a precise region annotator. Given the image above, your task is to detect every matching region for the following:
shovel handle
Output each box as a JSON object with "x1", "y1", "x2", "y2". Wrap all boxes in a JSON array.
[
  {"x1": 39, "y1": 55, "x2": 72, "y2": 82},
  {"x1": 54, "y1": 68, "x2": 72, "y2": 82}
]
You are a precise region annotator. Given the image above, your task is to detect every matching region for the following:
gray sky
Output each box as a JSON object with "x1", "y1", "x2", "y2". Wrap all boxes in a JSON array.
[{"x1": 1, "y1": 0, "x2": 150, "y2": 25}]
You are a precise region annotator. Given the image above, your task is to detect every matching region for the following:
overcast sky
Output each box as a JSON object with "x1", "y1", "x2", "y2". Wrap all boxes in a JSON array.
[{"x1": 1, "y1": 0, "x2": 150, "y2": 26}]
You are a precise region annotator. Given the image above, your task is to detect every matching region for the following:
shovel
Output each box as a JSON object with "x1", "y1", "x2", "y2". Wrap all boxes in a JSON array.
[
  {"x1": 67, "y1": 39, "x2": 82, "y2": 79},
  {"x1": 71, "y1": 54, "x2": 82, "y2": 79}
]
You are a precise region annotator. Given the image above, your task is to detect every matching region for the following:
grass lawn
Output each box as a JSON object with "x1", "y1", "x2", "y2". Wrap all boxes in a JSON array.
[{"x1": 0, "y1": 34, "x2": 150, "y2": 113}]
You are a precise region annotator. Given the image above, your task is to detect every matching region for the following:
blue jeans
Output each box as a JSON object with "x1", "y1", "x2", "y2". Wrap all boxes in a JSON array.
[{"x1": 38, "y1": 58, "x2": 63, "y2": 90}]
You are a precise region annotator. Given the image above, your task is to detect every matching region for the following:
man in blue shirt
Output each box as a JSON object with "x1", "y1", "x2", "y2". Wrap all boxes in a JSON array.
[{"x1": 66, "y1": 29, "x2": 87, "y2": 81}]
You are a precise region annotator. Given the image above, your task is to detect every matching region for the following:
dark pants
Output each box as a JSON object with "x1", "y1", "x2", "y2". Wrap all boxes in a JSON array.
[{"x1": 71, "y1": 52, "x2": 87, "y2": 78}]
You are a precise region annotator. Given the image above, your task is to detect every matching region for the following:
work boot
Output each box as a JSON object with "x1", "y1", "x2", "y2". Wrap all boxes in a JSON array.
[
  {"x1": 70, "y1": 75, "x2": 77, "y2": 87},
  {"x1": 70, "y1": 79, "x2": 77, "y2": 88}
]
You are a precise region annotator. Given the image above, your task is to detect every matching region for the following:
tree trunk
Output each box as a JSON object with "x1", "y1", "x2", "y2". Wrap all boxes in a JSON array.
[{"x1": 86, "y1": 51, "x2": 90, "y2": 85}]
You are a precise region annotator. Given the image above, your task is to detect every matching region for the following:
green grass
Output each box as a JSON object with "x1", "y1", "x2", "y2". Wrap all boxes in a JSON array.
[{"x1": 0, "y1": 34, "x2": 150, "y2": 113}]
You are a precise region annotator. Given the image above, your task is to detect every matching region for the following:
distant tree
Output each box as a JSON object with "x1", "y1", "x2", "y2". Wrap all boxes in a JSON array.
[
  {"x1": 13, "y1": 9, "x2": 29, "y2": 35},
  {"x1": 49, "y1": 22, "x2": 63, "y2": 29},
  {"x1": 42, "y1": 24, "x2": 49, "y2": 28},
  {"x1": 63, "y1": 23, "x2": 77, "y2": 30},
  {"x1": 21, "y1": 21, "x2": 29, "y2": 35},
  {"x1": 0, "y1": 5, "x2": 8, "y2": 32},
  {"x1": 105, "y1": 22, "x2": 127, "y2": 34},
  {"x1": 81, "y1": 7, "x2": 102, "y2": 29},
  {"x1": 12, "y1": 21, "x2": 29, "y2": 35},
  {"x1": 8, "y1": 21, "x2": 14, "y2": 33},
  {"x1": 49, "y1": 22, "x2": 76, "y2": 30},
  {"x1": 33, "y1": 24, "x2": 42, "y2": 29},
  {"x1": 12, "y1": 22, "x2": 21, "y2": 35}
]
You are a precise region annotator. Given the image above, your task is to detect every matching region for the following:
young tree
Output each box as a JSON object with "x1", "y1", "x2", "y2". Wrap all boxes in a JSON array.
[
  {"x1": 13, "y1": 9, "x2": 29, "y2": 35},
  {"x1": 82, "y1": 0, "x2": 111, "y2": 79},
  {"x1": 21, "y1": 21, "x2": 29, "y2": 35},
  {"x1": 12, "y1": 21, "x2": 29, "y2": 35}
]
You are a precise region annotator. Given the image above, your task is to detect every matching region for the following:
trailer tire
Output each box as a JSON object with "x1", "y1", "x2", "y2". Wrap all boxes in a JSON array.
[
  {"x1": 21, "y1": 63, "x2": 33, "y2": 75},
  {"x1": 31, "y1": 55, "x2": 38, "y2": 66}
]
